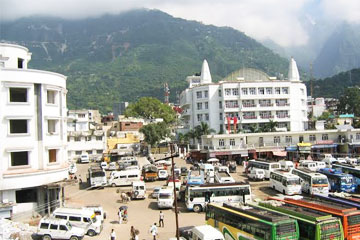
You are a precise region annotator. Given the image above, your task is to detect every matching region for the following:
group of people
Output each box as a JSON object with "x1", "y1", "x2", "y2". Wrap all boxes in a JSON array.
[
  {"x1": 110, "y1": 226, "x2": 139, "y2": 240},
  {"x1": 148, "y1": 211, "x2": 165, "y2": 240}
]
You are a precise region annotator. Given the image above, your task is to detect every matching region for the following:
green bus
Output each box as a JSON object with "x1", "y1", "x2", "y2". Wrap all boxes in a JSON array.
[
  {"x1": 206, "y1": 202, "x2": 299, "y2": 240},
  {"x1": 253, "y1": 201, "x2": 344, "y2": 240}
]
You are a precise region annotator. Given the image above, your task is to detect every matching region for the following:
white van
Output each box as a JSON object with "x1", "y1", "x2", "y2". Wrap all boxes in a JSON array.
[
  {"x1": 299, "y1": 161, "x2": 317, "y2": 172},
  {"x1": 79, "y1": 154, "x2": 90, "y2": 164},
  {"x1": 108, "y1": 169, "x2": 141, "y2": 187},
  {"x1": 321, "y1": 154, "x2": 338, "y2": 168},
  {"x1": 157, "y1": 187, "x2": 174, "y2": 209},
  {"x1": 247, "y1": 169, "x2": 265, "y2": 181},
  {"x1": 191, "y1": 225, "x2": 224, "y2": 240},
  {"x1": 279, "y1": 160, "x2": 294, "y2": 171},
  {"x1": 315, "y1": 161, "x2": 326, "y2": 171},
  {"x1": 200, "y1": 164, "x2": 215, "y2": 183},
  {"x1": 52, "y1": 207, "x2": 102, "y2": 236},
  {"x1": 158, "y1": 169, "x2": 169, "y2": 180},
  {"x1": 131, "y1": 181, "x2": 146, "y2": 199}
]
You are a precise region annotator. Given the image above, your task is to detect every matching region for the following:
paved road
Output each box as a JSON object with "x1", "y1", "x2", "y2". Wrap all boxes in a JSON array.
[{"x1": 64, "y1": 155, "x2": 277, "y2": 240}]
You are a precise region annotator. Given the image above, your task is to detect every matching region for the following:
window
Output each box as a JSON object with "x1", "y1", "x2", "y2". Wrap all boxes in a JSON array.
[
  {"x1": 356, "y1": 133, "x2": 360, "y2": 140},
  {"x1": 75, "y1": 137, "x2": 81, "y2": 142},
  {"x1": 196, "y1": 91, "x2": 202, "y2": 99},
  {"x1": 274, "y1": 136, "x2": 280, "y2": 143},
  {"x1": 249, "y1": 88, "x2": 256, "y2": 95},
  {"x1": 75, "y1": 151, "x2": 82, "y2": 155},
  {"x1": 18, "y1": 58, "x2": 24, "y2": 68},
  {"x1": 225, "y1": 88, "x2": 231, "y2": 96},
  {"x1": 50, "y1": 224, "x2": 58, "y2": 230},
  {"x1": 97, "y1": 150, "x2": 103, "y2": 154},
  {"x1": 282, "y1": 87, "x2": 289, "y2": 94},
  {"x1": 78, "y1": 114, "x2": 85, "y2": 118},
  {"x1": 9, "y1": 88, "x2": 27, "y2": 102},
  {"x1": 219, "y1": 113, "x2": 223, "y2": 120},
  {"x1": 59, "y1": 225, "x2": 67, "y2": 231},
  {"x1": 285, "y1": 136, "x2": 292, "y2": 143},
  {"x1": 48, "y1": 120, "x2": 57, "y2": 134},
  {"x1": 230, "y1": 139, "x2": 235, "y2": 146},
  {"x1": 85, "y1": 136, "x2": 91, "y2": 141},
  {"x1": 11, "y1": 151, "x2": 29, "y2": 166},
  {"x1": 40, "y1": 223, "x2": 49, "y2": 229},
  {"x1": 47, "y1": 90, "x2": 57, "y2": 104},
  {"x1": 219, "y1": 101, "x2": 222, "y2": 109},
  {"x1": 301, "y1": 88, "x2": 305, "y2": 95},
  {"x1": 266, "y1": 88, "x2": 273, "y2": 94},
  {"x1": 96, "y1": 136, "x2": 103, "y2": 141},
  {"x1": 204, "y1": 90, "x2": 208, "y2": 98},
  {"x1": 205, "y1": 102, "x2": 209, "y2": 109},
  {"x1": 225, "y1": 100, "x2": 239, "y2": 108},
  {"x1": 49, "y1": 149, "x2": 57, "y2": 163},
  {"x1": 258, "y1": 88, "x2": 264, "y2": 95},
  {"x1": 232, "y1": 88, "x2": 239, "y2": 96},
  {"x1": 322, "y1": 134, "x2": 329, "y2": 140},
  {"x1": 309, "y1": 135, "x2": 316, "y2": 141},
  {"x1": 69, "y1": 216, "x2": 81, "y2": 221},
  {"x1": 242, "y1": 88, "x2": 248, "y2": 95},
  {"x1": 9, "y1": 119, "x2": 28, "y2": 134},
  {"x1": 275, "y1": 87, "x2": 281, "y2": 94},
  {"x1": 197, "y1": 102, "x2": 203, "y2": 110},
  {"x1": 205, "y1": 113, "x2": 209, "y2": 121},
  {"x1": 219, "y1": 139, "x2": 225, "y2": 147},
  {"x1": 197, "y1": 114, "x2": 203, "y2": 122},
  {"x1": 218, "y1": 89, "x2": 222, "y2": 97},
  {"x1": 86, "y1": 150, "x2": 92, "y2": 155}
]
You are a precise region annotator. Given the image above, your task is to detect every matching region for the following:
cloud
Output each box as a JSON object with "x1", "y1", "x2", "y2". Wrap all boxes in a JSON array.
[{"x1": 1, "y1": 0, "x2": 356, "y2": 47}]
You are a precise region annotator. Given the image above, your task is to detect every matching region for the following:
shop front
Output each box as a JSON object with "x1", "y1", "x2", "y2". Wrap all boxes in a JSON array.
[
  {"x1": 285, "y1": 146, "x2": 298, "y2": 161},
  {"x1": 297, "y1": 142, "x2": 312, "y2": 160},
  {"x1": 311, "y1": 140, "x2": 338, "y2": 160},
  {"x1": 208, "y1": 150, "x2": 248, "y2": 165}
]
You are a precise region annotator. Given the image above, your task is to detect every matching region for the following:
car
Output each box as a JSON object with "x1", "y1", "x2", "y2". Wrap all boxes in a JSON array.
[
  {"x1": 108, "y1": 162, "x2": 117, "y2": 171},
  {"x1": 79, "y1": 154, "x2": 90, "y2": 164},
  {"x1": 100, "y1": 161, "x2": 108, "y2": 170},
  {"x1": 151, "y1": 186, "x2": 162, "y2": 199},
  {"x1": 37, "y1": 217, "x2": 85, "y2": 240}
]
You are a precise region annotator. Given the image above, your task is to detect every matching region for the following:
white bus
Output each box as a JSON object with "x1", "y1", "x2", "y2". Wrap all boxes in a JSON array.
[
  {"x1": 185, "y1": 182, "x2": 251, "y2": 212},
  {"x1": 88, "y1": 166, "x2": 107, "y2": 188},
  {"x1": 108, "y1": 169, "x2": 141, "y2": 187},
  {"x1": 269, "y1": 171, "x2": 301, "y2": 195},
  {"x1": 157, "y1": 187, "x2": 174, "y2": 209},
  {"x1": 246, "y1": 160, "x2": 281, "y2": 179},
  {"x1": 291, "y1": 168, "x2": 329, "y2": 195}
]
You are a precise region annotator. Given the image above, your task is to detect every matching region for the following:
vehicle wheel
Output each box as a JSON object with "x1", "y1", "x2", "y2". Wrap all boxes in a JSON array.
[
  {"x1": 87, "y1": 229, "x2": 96, "y2": 236},
  {"x1": 42, "y1": 235, "x2": 52, "y2": 240},
  {"x1": 193, "y1": 205, "x2": 202, "y2": 213},
  {"x1": 111, "y1": 183, "x2": 116, "y2": 187},
  {"x1": 70, "y1": 236, "x2": 79, "y2": 240}
]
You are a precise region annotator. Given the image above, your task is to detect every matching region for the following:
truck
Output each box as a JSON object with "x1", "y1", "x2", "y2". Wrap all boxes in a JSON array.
[
  {"x1": 142, "y1": 164, "x2": 158, "y2": 181},
  {"x1": 88, "y1": 166, "x2": 107, "y2": 188},
  {"x1": 214, "y1": 166, "x2": 235, "y2": 183}
]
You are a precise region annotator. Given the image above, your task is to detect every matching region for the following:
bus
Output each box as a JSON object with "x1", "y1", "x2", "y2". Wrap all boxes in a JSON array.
[
  {"x1": 88, "y1": 166, "x2": 107, "y2": 188},
  {"x1": 255, "y1": 200, "x2": 344, "y2": 240},
  {"x1": 318, "y1": 168, "x2": 356, "y2": 193},
  {"x1": 291, "y1": 168, "x2": 329, "y2": 195},
  {"x1": 269, "y1": 171, "x2": 302, "y2": 195},
  {"x1": 332, "y1": 164, "x2": 360, "y2": 192},
  {"x1": 246, "y1": 160, "x2": 281, "y2": 179},
  {"x1": 206, "y1": 202, "x2": 299, "y2": 240},
  {"x1": 313, "y1": 193, "x2": 360, "y2": 210},
  {"x1": 185, "y1": 182, "x2": 251, "y2": 212},
  {"x1": 269, "y1": 196, "x2": 360, "y2": 240}
]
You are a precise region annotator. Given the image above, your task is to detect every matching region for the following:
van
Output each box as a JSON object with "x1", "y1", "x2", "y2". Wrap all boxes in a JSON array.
[
  {"x1": 200, "y1": 164, "x2": 215, "y2": 183},
  {"x1": 321, "y1": 154, "x2": 338, "y2": 168},
  {"x1": 158, "y1": 169, "x2": 168, "y2": 180},
  {"x1": 299, "y1": 161, "x2": 317, "y2": 171},
  {"x1": 84, "y1": 205, "x2": 106, "y2": 223},
  {"x1": 315, "y1": 161, "x2": 326, "y2": 171},
  {"x1": 100, "y1": 162, "x2": 108, "y2": 170},
  {"x1": 118, "y1": 159, "x2": 138, "y2": 170},
  {"x1": 247, "y1": 169, "x2": 265, "y2": 181},
  {"x1": 191, "y1": 225, "x2": 224, "y2": 240},
  {"x1": 279, "y1": 160, "x2": 294, "y2": 171},
  {"x1": 52, "y1": 207, "x2": 102, "y2": 236},
  {"x1": 37, "y1": 217, "x2": 85, "y2": 240},
  {"x1": 79, "y1": 154, "x2": 90, "y2": 164},
  {"x1": 131, "y1": 181, "x2": 146, "y2": 199},
  {"x1": 157, "y1": 187, "x2": 174, "y2": 209},
  {"x1": 108, "y1": 170, "x2": 141, "y2": 187}
]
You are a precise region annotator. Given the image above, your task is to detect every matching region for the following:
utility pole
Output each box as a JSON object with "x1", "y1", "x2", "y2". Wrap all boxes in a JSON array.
[
  {"x1": 170, "y1": 143, "x2": 180, "y2": 240},
  {"x1": 310, "y1": 63, "x2": 314, "y2": 120}
]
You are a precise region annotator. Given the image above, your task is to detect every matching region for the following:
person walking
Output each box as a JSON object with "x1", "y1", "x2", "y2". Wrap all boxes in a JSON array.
[
  {"x1": 130, "y1": 226, "x2": 136, "y2": 240},
  {"x1": 158, "y1": 211, "x2": 164, "y2": 227},
  {"x1": 149, "y1": 223, "x2": 158, "y2": 240},
  {"x1": 110, "y1": 229, "x2": 116, "y2": 240},
  {"x1": 118, "y1": 208, "x2": 123, "y2": 224}
]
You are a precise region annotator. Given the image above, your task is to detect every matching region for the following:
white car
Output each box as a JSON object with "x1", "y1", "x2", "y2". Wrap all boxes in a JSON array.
[
  {"x1": 108, "y1": 162, "x2": 117, "y2": 171},
  {"x1": 158, "y1": 169, "x2": 169, "y2": 180},
  {"x1": 37, "y1": 218, "x2": 85, "y2": 240},
  {"x1": 79, "y1": 154, "x2": 90, "y2": 164},
  {"x1": 100, "y1": 162, "x2": 108, "y2": 170},
  {"x1": 68, "y1": 163, "x2": 77, "y2": 175}
]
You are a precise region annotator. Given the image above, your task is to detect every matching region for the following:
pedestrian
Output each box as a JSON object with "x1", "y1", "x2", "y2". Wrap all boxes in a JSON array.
[
  {"x1": 130, "y1": 226, "x2": 136, "y2": 240},
  {"x1": 124, "y1": 208, "x2": 128, "y2": 222},
  {"x1": 118, "y1": 208, "x2": 123, "y2": 224},
  {"x1": 110, "y1": 229, "x2": 116, "y2": 240},
  {"x1": 149, "y1": 223, "x2": 158, "y2": 240},
  {"x1": 158, "y1": 211, "x2": 164, "y2": 227}
]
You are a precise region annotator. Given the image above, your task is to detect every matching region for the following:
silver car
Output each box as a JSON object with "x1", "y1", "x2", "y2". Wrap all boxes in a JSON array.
[{"x1": 151, "y1": 186, "x2": 162, "y2": 199}]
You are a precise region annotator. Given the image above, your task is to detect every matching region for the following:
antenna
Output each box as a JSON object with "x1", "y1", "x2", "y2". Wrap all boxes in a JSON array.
[{"x1": 164, "y1": 83, "x2": 170, "y2": 105}]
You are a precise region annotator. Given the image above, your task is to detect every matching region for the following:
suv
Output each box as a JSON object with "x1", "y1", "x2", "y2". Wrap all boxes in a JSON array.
[
  {"x1": 79, "y1": 154, "x2": 90, "y2": 164},
  {"x1": 37, "y1": 217, "x2": 85, "y2": 240}
]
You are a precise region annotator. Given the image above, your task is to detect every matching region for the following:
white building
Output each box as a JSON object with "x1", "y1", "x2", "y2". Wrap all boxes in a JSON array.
[
  {"x1": 67, "y1": 110, "x2": 106, "y2": 161},
  {"x1": 0, "y1": 43, "x2": 68, "y2": 218},
  {"x1": 180, "y1": 58, "x2": 308, "y2": 134},
  {"x1": 308, "y1": 97, "x2": 326, "y2": 118}
]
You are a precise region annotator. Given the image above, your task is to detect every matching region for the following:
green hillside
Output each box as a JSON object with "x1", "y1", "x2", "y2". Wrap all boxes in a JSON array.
[{"x1": 1, "y1": 9, "x2": 290, "y2": 113}]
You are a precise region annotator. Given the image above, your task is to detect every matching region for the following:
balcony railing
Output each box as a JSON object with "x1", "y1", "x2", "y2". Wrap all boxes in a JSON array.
[
  {"x1": 225, "y1": 105, "x2": 239, "y2": 108},
  {"x1": 276, "y1": 103, "x2": 290, "y2": 107},
  {"x1": 276, "y1": 114, "x2": 290, "y2": 118},
  {"x1": 242, "y1": 104, "x2": 256, "y2": 108},
  {"x1": 243, "y1": 115, "x2": 257, "y2": 119},
  {"x1": 260, "y1": 115, "x2": 274, "y2": 119},
  {"x1": 259, "y1": 103, "x2": 273, "y2": 107}
]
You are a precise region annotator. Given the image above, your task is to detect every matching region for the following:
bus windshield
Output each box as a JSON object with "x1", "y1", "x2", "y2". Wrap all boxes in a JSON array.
[
  {"x1": 91, "y1": 172, "x2": 105, "y2": 178},
  {"x1": 159, "y1": 193, "x2": 172, "y2": 199},
  {"x1": 271, "y1": 163, "x2": 281, "y2": 169},
  {"x1": 313, "y1": 177, "x2": 328, "y2": 185},
  {"x1": 341, "y1": 177, "x2": 353, "y2": 185},
  {"x1": 287, "y1": 179, "x2": 300, "y2": 186}
]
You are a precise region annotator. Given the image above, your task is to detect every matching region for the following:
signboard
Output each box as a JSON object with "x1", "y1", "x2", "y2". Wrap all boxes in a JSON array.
[{"x1": 315, "y1": 140, "x2": 334, "y2": 145}]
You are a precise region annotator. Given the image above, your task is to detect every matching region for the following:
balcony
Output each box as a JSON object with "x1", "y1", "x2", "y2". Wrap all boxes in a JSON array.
[
  {"x1": 276, "y1": 103, "x2": 290, "y2": 107},
  {"x1": 225, "y1": 105, "x2": 239, "y2": 109},
  {"x1": 260, "y1": 115, "x2": 274, "y2": 119},
  {"x1": 242, "y1": 104, "x2": 256, "y2": 108},
  {"x1": 243, "y1": 115, "x2": 257, "y2": 119},
  {"x1": 276, "y1": 114, "x2": 290, "y2": 119},
  {"x1": 259, "y1": 103, "x2": 273, "y2": 107}
]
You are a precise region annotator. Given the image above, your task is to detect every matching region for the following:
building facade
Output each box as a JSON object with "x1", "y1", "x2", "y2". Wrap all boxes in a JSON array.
[
  {"x1": 180, "y1": 58, "x2": 308, "y2": 134},
  {"x1": 0, "y1": 43, "x2": 68, "y2": 218}
]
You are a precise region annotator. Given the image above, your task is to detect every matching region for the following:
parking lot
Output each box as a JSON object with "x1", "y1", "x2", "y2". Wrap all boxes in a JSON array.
[{"x1": 64, "y1": 155, "x2": 276, "y2": 240}]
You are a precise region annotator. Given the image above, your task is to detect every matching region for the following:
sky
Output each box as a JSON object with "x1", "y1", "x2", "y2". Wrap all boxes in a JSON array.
[{"x1": 2, "y1": 0, "x2": 360, "y2": 47}]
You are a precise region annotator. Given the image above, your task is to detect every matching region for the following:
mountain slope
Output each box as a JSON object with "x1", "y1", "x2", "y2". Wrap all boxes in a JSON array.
[{"x1": 1, "y1": 9, "x2": 290, "y2": 112}]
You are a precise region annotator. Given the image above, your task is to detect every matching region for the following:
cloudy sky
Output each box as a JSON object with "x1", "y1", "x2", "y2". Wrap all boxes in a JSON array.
[{"x1": 2, "y1": 0, "x2": 360, "y2": 47}]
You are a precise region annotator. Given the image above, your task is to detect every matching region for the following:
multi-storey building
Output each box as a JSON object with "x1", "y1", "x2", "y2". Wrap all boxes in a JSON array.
[
  {"x1": 67, "y1": 109, "x2": 106, "y2": 161},
  {"x1": 0, "y1": 43, "x2": 68, "y2": 217},
  {"x1": 180, "y1": 58, "x2": 308, "y2": 134}
]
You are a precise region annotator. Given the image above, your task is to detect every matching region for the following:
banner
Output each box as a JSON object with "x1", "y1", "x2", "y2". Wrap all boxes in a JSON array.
[
  {"x1": 227, "y1": 117, "x2": 231, "y2": 133},
  {"x1": 233, "y1": 117, "x2": 238, "y2": 133}
]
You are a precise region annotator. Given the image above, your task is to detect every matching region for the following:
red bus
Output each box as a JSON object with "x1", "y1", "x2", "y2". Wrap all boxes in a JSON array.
[{"x1": 268, "y1": 196, "x2": 360, "y2": 240}]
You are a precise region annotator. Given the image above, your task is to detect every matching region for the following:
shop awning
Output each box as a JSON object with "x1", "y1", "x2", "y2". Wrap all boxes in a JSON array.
[
  {"x1": 312, "y1": 144, "x2": 338, "y2": 149},
  {"x1": 286, "y1": 146, "x2": 298, "y2": 152},
  {"x1": 273, "y1": 151, "x2": 287, "y2": 157}
]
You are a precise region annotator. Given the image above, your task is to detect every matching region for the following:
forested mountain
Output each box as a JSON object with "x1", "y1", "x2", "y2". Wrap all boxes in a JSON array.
[{"x1": 1, "y1": 9, "x2": 290, "y2": 112}]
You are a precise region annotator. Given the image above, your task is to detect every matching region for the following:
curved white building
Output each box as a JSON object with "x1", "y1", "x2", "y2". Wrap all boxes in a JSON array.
[
  {"x1": 0, "y1": 43, "x2": 68, "y2": 218},
  {"x1": 180, "y1": 58, "x2": 308, "y2": 134}
]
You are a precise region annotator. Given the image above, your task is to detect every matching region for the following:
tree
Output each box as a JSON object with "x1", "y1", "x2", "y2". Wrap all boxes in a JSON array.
[
  {"x1": 195, "y1": 122, "x2": 216, "y2": 137},
  {"x1": 177, "y1": 132, "x2": 189, "y2": 144},
  {"x1": 139, "y1": 122, "x2": 170, "y2": 147},
  {"x1": 185, "y1": 129, "x2": 197, "y2": 144},
  {"x1": 125, "y1": 97, "x2": 176, "y2": 124},
  {"x1": 317, "y1": 111, "x2": 331, "y2": 121},
  {"x1": 338, "y1": 87, "x2": 360, "y2": 116}
]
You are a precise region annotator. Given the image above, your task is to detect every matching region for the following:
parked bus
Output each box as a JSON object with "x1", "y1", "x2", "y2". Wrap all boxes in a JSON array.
[
  {"x1": 269, "y1": 196, "x2": 360, "y2": 240},
  {"x1": 313, "y1": 193, "x2": 360, "y2": 210},
  {"x1": 246, "y1": 160, "x2": 281, "y2": 179},
  {"x1": 333, "y1": 164, "x2": 360, "y2": 192},
  {"x1": 255, "y1": 200, "x2": 344, "y2": 240},
  {"x1": 142, "y1": 164, "x2": 158, "y2": 181},
  {"x1": 185, "y1": 182, "x2": 251, "y2": 212},
  {"x1": 291, "y1": 168, "x2": 329, "y2": 195},
  {"x1": 206, "y1": 202, "x2": 299, "y2": 240},
  {"x1": 318, "y1": 168, "x2": 356, "y2": 193},
  {"x1": 270, "y1": 171, "x2": 302, "y2": 195},
  {"x1": 88, "y1": 166, "x2": 107, "y2": 188}
]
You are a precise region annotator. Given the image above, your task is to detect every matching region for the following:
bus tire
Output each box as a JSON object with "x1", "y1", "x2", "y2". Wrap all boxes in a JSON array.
[{"x1": 193, "y1": 205, "x2": 202, "y2": 213}]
